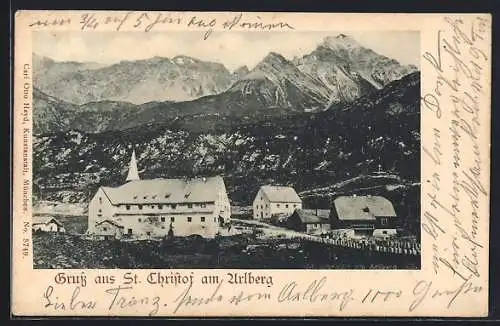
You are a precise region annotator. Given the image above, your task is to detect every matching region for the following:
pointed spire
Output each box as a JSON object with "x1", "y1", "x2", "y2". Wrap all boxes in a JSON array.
[{"x1": 126, "y1": 149, "x2": 140, "y2": 182}]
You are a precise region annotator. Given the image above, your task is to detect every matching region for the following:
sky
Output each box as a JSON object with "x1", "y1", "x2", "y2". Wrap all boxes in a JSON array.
[{"x1": 33, "y1": 31, "x2": 420, "y2": 72}]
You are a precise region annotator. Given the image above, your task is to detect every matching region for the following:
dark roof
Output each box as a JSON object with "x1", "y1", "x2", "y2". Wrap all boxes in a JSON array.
[
  {"x1": 294, "y1": 209, "x2": 330, "y2": 224},
  {"x1": 333, "y1": 195, "x2": 396, "y2": 220},
  {"x1": 96, "y1": 220, "x2": 124, "y2": 228}
]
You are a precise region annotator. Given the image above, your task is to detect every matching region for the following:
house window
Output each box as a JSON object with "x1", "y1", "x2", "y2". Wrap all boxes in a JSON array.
[
  {"x1": 201, "y1": 203, "x2": 206, "y2": 208},
  {"x1": 161, "y1": 226, "x2": 165, "y2": 229},
  {"x1": 97, "y1": 214, "x2": 102, "y2": 217},
  {"x1": 161, "y1": 217, "x2": 165, "y2": 222},
  {"x1": 98, "y1": 209, "x2": 102, "y2": 213},
  {"x1": 150, "y1": 205, "x2": 155, "y2": 209},
  {"x1": 126, "y1": 205, "x2": 130, "y2": 210},
  {"x1": 294, "y1": 204, "x2": 297, "y2": 208},
  {"x1": 214, "y1": 217, "x2": 216, "y2": 222},
  {"x1": 381, "y1": 218, "x2": 388, "y2": 226},
  {"x1": 146, "y1": 232, "x2": 151, "y2": 236},
  {"x1": 103, "y1": 227, "x2": 107, "y2": 231},
  {"x1": 172, "y1": 204, "x2": 177, "y2": 209},
  {"x1": 171, "y1": 217, "x2": 175, "y2": 222},
  {"x1": 138, "y1": 218, "x2": 142, "y2": 222},
  {"x1": 128, "y1": 228, "x2": 132, "y2": 235},
  {"x1": 261, "y1": 205, "x2": 263, "y2": 209},
  {"x1": 187, "y1": 204, "x2": 193, "y2": 209},
  {"x1": 138, "y1": 205, "x2": 143, "y2": 210},
  {"x1": 99, "y1": 197, "x2": 102, "y2": 204},
  {"x1": 201, "y1": 217, "x2": 205, "y2": 222},
  {"x1": 277, "y1": 204, "x2": 280, "y2": 208},
  {"x1": 158, "y1": 204, "x2": 163, "y2": 209},
  {"x1": 286, "y1": 204, "x2": 289, "y2": 208},
  {"x1": 187, "y1": 217, "x2": 192, "y2": 222},
  {"x1": 266, "y1": 204, "x2": 269, "y2": 208}
]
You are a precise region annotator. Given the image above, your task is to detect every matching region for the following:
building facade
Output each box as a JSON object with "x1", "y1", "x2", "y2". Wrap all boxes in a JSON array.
[
  {"x1": 330, "y1": 195, "x2": 397, "y2": 236},
  {"x1": 285, "y1": 209, "x2": 331, "y2": 235},
  {"x1": 253, "y1": 185, "x2": 302, "y2": 220},
  {"x1": 87, "y1": 151, "x2": 231, "y2": 239}
]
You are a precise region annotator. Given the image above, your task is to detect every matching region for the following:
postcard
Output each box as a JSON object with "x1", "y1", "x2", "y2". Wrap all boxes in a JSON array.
[{"x1": 12, "y1": 10, "x2": 491, "y2": 317}]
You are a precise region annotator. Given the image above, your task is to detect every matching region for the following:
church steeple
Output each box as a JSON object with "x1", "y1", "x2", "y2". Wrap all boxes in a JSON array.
[{"x1": 126, "y1": 149, "x2": 140, "y2": 182}]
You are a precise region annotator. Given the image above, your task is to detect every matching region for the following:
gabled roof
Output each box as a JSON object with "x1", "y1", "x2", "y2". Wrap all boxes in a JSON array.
[
  {"x1": 32, "y1": 216, "x2": 63, "y2": 226},
  {"x1": 294, "y1": 209, "x2": 330, "y2": 224},
  {"x1": 333, "y1": 195, "x2": 396, "y2": 220},
  {"x1": 260, "y1": 185, "x2": 302, "y2": 203},
  {"x1": 96, "y1": 219, "x2": 124, "y2": 228},
  {"x1": 100, "y1": 176, "x2": 225, "y2": 205}
]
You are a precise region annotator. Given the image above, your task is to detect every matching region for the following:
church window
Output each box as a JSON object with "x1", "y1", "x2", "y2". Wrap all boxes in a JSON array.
[
  {"x1": 201, "y1": 217, "x2": 205, "y2": 222},
  {"x1": 98, "y1": 209, "x2": 102, "y2": 213},
  {"x1": 187, "y1": 217, "x2": 192, "y2": 222},
  {"x1": 126, "y1": 205, "x2": 130, "y2": 210}
]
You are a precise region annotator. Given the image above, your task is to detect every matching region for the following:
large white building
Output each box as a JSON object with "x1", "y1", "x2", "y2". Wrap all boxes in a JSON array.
[
  {"x1": 252, "y1": 185, "x2": 302, "y2": 220},
  {"x1": 87, "y1": 150, "x2": 231, "y2": 239}
]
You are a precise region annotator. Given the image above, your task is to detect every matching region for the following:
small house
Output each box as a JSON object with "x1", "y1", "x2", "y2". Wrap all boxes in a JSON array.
[
  {"x1": 32, "y1": 216, "x2": 65, "y2": 233},
  {"x1": 253, "y1": 185, "x2": 302, "y2": 220},
  {"x1": 331, "y1": 195, "x2": 397, "y2": 236},
  {"x1": 286, "y1": 209, "x2": 331, "y2": 234},
  {"x1": 94, "y1": 220, "x2": 124, "y2": 240}
]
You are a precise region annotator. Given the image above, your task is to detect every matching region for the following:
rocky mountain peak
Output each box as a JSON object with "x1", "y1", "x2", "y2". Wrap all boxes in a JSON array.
[{"x1": 322, "y1": 34, "x2": 360, "y2": 49}]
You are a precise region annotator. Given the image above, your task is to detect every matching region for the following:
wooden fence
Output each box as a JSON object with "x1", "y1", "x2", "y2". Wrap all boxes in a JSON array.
[{"x1": 279, "y1": 233, "x2": 421, "y2": 256}]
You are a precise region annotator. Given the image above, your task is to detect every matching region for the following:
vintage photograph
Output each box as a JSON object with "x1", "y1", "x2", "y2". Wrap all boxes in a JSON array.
[{"x1": 31, "y1": 31, "x2": 421, "y2": 270}]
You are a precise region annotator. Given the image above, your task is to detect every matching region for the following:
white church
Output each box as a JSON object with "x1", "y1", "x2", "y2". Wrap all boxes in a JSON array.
[{"x1": 87, "y1": 150, "x2": 232, "y2": 240}]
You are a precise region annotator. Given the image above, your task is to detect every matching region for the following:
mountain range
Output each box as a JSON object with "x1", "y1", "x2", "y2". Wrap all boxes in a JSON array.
[
  {"x1": 33, "y1": 34, "x2": 418, "y2": 135},
  {"x1": 33, "y1": 71, "x2": 420, "y2": 203}
]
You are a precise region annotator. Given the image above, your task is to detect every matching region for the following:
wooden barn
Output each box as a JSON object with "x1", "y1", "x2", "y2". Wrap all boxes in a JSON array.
[
  {"x1": 286, "y1": 209, "x2": 331, "y2": 235},
  {"x1": 331, "y1": 195, "x2": 397, "y2": 236}
]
